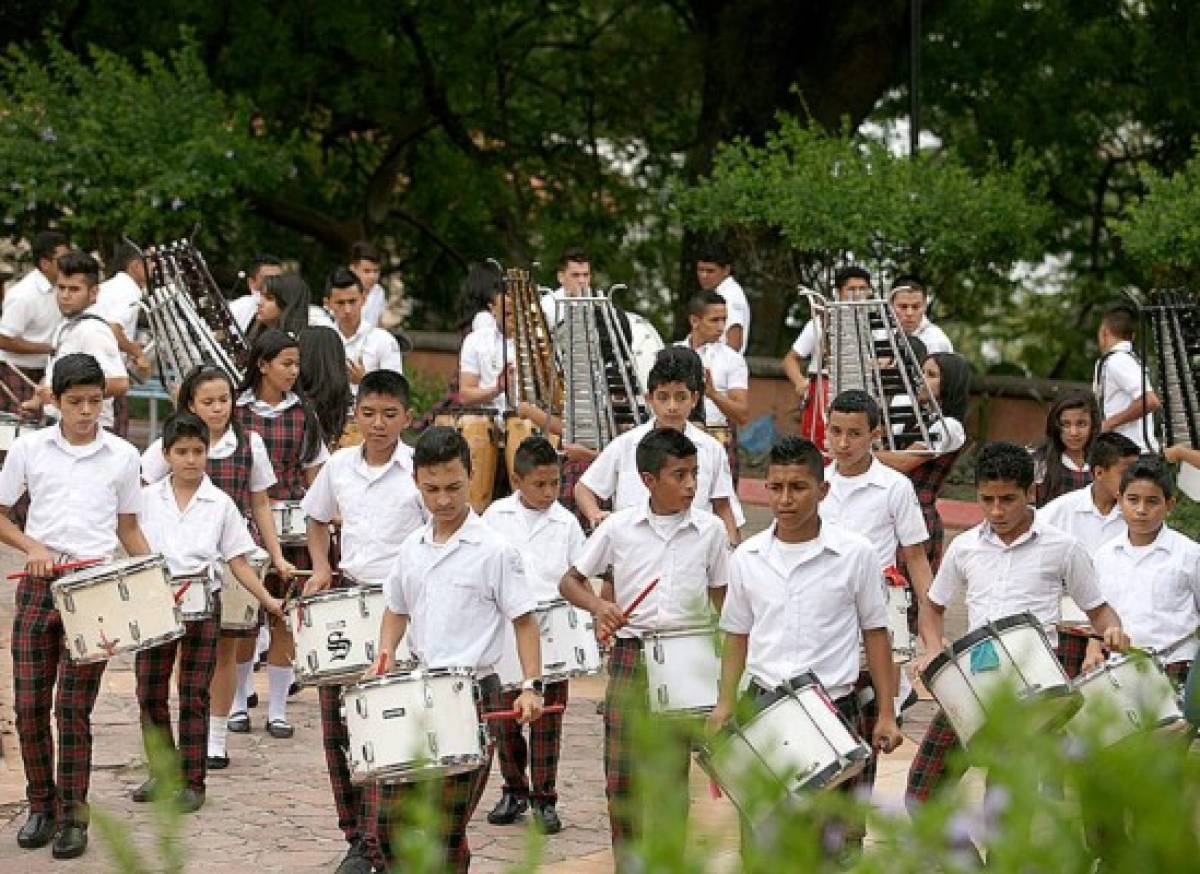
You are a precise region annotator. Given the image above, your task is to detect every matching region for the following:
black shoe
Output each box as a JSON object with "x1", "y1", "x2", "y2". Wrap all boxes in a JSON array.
[
  {"x1": 51, "y1": 823, "x2": 87, "y2": 860},
  {"x1": 266, "y1": 718, "x2": 294, "y2": 739},
  {"x1": 131, "y1": 777, "x2": 159, "y2": 803},
  {"x1": 174, "y1": 788, "x2": 205, "y2": 814},
  {"x1": 288, "y1": 681, "x2": 301, "y2": 697},
  {"x1": 486, "y1": 790, "x2": 528, "y2": 825},
  {"x1": 207, "y1": 754, "x2": 229, "y2": 770},
  {"x1": 532, "y1": 803, "x2": 562, "y2": 835},
  {"x1": 16, "y1": 812, "x2": 55, "y2": 849},
  {"x1": 246, "y1": 692, "x2": 259, "y2": 709},
  {"x1": 335, "y1": 839, "x2": 375, "y2": 874},
  {"x1": 227, "y1": 711, "x2": 250, "y2": 733}
]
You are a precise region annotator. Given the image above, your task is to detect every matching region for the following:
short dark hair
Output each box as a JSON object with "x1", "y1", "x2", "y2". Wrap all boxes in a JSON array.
[
  {"x1": 558, "y1": 247, "x2": 589, "y2": 269},
  {"x1": 413, "y1": 425, "x2": 472, "y2": 475},
  {"x1": 648, "y1": 347, "x2": 703, "y2": 393},
  {"x1": 32, "y1": 231, "x2": 69, "y2": 265},
  {"x1": 1087, "y1": 431, "x2": 1140, "y2": 471},
  {"x1": 513, "y1": 434, "x2": 560, "y2": 477},
  {"x1": 834, "y1": 266, "x2": 871, "y2": 290},
  {"x1": 695, "y1": 241, "x2": 731, "y2": 267},
  {"x1": 51, "y1": 352, "x2": 105, "y2": 397},
  {"x1": 687, "y1": 291, "x2": 727, "y2": 319},
  {"x1": 56, "y1": 250, "x2": 100, "y2": 287},
  {"x1": 357, "y1": 369, "x2": 410, "y2": 407},
  {"x1": 109, "y1": 242, "x2": 141, "y2": 275},
  {"x1": 768, "y1": 436, "x2": 825, "y2": 481},
  {"x1": 350, "y1": 241, "x2": 381, "y2": 264},
  {"x1": 889, "y1": 274, "x2": 926, "y2": 298},
  {"x1": 635, "y1": 427, "x2": 697, "y2": 477},
  {"x1": 829, "y1": 389, "x2": 881, "y2": 430},
  {"x1": 1101, "y1": 302, "x2": 1137, "y2": 341},
  {"x1": 1120, "y1": 453, "x2": 1174, "y2": 499},
  {"x1": 162, "y1": 411, "x2": 210, "y2": 450},
  {"x1": 324, "y1": 266, "x2": 363, "y2": 298},
  {"x1": 247, "y1": 253, "x2": 282, "y2": 280},
  {"x1": 975, "y1": 441, "x2": 1035, "y2": 490}
]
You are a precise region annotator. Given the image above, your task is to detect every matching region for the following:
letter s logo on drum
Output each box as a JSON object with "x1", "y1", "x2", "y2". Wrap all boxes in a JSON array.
[{"x1": 326, "y1": 631, "x2": 353, "y2": 661}]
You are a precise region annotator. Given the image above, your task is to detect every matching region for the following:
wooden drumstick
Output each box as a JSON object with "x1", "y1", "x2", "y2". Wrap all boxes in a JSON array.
[
  {"x1": 173, "y1": 580, "x2": 193, "y2": 604},
  {"x1": 598, "y1": 576, "x2": 660, "y2": 643},
  {"x1": 483, "y1": 704, "x2": 566, "y2": 721},
  {"x1": 7, "y1": 557, "x2": 103, "y2": 580}
]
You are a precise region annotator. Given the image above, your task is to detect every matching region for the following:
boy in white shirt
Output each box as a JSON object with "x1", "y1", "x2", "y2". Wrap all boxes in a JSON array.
[
  {"x1": 0, "y1": 353, "x2": 150, "y2": 860},
  {"x1": 560, "y1": 427, "x2": 730, "y2": 866},
  {"x1": 131, "y1": 414, "x2": 283, "y2": 813},
  {"x1": 0, "y1": 230, "x2": 68, "y2": 412},
  {"x1": 324, "y1": 268, "x2": 404, "y2": 395},
  {"x1": 369, "y1": 426, "x2": 544, "y2": 873},
  {"x1": 482, "y1": 435, "x2": 586, "y2": 834},
  {"x1": 695, "y1": 242, "x2": 750, "y2": 354},
  {"x1": 1095, "y1": 302, "x2": 1160, "y2": 450}
]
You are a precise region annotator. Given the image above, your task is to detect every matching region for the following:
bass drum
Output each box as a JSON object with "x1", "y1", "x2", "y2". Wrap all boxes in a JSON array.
[{"x1": 626, "y1": 311, "x2": 664, "y2": 398}]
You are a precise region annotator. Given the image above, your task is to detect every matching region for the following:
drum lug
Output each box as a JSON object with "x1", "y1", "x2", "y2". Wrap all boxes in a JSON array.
[
  {"x1": 118, "y1": 580, "x2": 130, "y2": 601},
  {"x1": 73, "y1": 635, "x2": 85, "y2": 657},
  {"x1": 656, "y1": 686, "x2": 669, "y2": 708},
  {"x1": 567, "y1": 608, "x2": 578, "y2": 629},
  {"x1": 63, "y1": 592, "x2": 75, "y2": 614},
  {"x1": 365, "y1": 641, "x2": 376, "y2": 661},
  {"x1": 356, "y1": 696, "x2": 368, "y2": 718},
  {"x1": 427, "y1": 731, "x2": 438, "y2": 758},
  {"x1": 574, "y1": 646, "x2": 586, "y2": 667},
  {"x1": 652, "y1": 639, "x2": 665, "y2": 664},
  {"x1": 302, "y1": 609, "x2": 312, "y2": 628},
  {"x1": 425, "y1": 685, "x2": 435, "y2": 708},
  {"x1": 362, "y1": 741, "x2": 374, "y2": 764},
  {"x1": 307, "y1": 652, "x2": 319, "y2": 673},
  {"x1": 129, "y1": 620, "x2": 141, "y2": 642},
  {"x1": 359, "y1": 595, "x2": 370, "y2": 618}
]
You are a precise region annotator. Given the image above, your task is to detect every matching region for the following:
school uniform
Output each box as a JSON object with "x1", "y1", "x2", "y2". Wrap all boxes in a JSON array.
[
  {"x1": 714, "y1": 275, "x2": 751, "y2": 355},
  {"x1": 44, "y1": 309, "x2": 128, "y2": 429},
  {"x1": 571, "y1": 502, "x2": 729, "y2": 849},
  {"x1": 135, "y1": 475, "x2": 257, "y2": 795},
  {"x1": 910, "y1": 316, "x2": 953, "y2": 355},
  {"x1": 0, "y1": 425, "x2": 141, "y2": 825},
  {"x1": 905, "y1": 418, "x2": 966, "y2": 572},
  {"x1": 675, "y1": 337, "x2": 749, "y2": 483},
  {"x1": 337, "y1": 322, "x2": 403, "y2": 396},
  {"x1": 228, "y1": 293, "x2": 259, "y2": 334},
  {"x1": 1034, "y1": 449, "x2": 1092, "y2": 507},
  {"x1": 906, "y1": 513, "x2": 1105, "y2": 805},
  {"x1": 1094, "y1": 340, "x2": 1159, "y2": 450},
  {"x1": 0, "y1": 267, "x2": 59, "y2": 411},
  {"x1": 382, "y1": 511, "x2": 536, "y2": 872},
  {"x1": 483, "y1": 495, "x2": 586, "y2": 811},
  {"x1": 459, "y1": 322, "x2": 514, "y2": 417}
]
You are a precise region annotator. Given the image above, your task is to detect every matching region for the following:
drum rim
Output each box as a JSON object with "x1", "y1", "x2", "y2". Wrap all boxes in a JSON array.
[
  {"x1": 70, "y1": 625, "x2": 186, "y2": 663},
  {"x1": 53, "y1": 553, "x2": 167, "y2": 587},
  {"x1": 643, "y1": 623, "x2": 719, "y2": 640},
  {"x1": 350, "y1": 757, "x2": 485, "y2": 785},
  {"x1": 270, "y1": 499, "x2": 305, "y2": 510},
  {"x1": 349, "y1": 665, "x2": 476, "y2": 691},
  {"x1": 292, "y1": 584, "x2": 383, "y2": 608},
  {"x1": 920, "y1": 611, "x2": 1043, "y2": 687},
  {"x1": 1073, "y1": 649, "x2": 1167, "y2": 684}
]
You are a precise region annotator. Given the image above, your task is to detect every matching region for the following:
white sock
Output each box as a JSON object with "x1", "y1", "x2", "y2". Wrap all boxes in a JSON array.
[
  {"x1": 895, "y1": 669, "x2": 914, "y2": 713},
  {"x1": 267, "y1": 664, "x2": 293, "y2": 723},
  {"x1": 208, "y1": 717, "x2": 228, "y2": 757},
  {"x1": 255, "y1": 626, "x2": 269, "y2": 659},
  {"x1": 232, "y1": 659, "x2": 254, "y2": 713}
]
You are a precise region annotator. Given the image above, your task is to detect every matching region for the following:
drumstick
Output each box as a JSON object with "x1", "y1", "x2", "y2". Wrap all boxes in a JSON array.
[
  {"x1": 7, "y1": 557, "x2": 103, "y2": 580},
  {"x1": 598, "y1": 577, "x2": 660, "y2": 643},
  {"x1": 173, "y1": 580, "x2": 193, "y2": 604},
  {"x1": 483, "y1": 704, "x2": 566, "y2": 721}
]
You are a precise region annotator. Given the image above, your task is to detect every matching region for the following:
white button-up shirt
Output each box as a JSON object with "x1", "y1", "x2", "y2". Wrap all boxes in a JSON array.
[
  {"x1": 928, "y1": 513, "x2": 1105, "y2": 645},
  {"x1": 1094, "y1": 340, "x2": 1159, "y2": 450},
  {"x1": 95, "y1": 271, "x2": 142, "y2": 341},
  {"x1": 912, "y1": 317, "x2": 953, "y2": 355},
  {"x1": 338, "y1": 322, "x2": 403, "y2": 395},
  {"x1": 539, "y1": 287, "x2": 567, "y2": 328},
  {"x1": 483, "y1": 494, "x2": 586, "y2": 602},
  {"x1": 228, "y1": 293, "x2": 259, "y2": 334},
  {"x1": 363, "y1": 283, "x2": 386, "y2": 330},
  {"x1": 715, "y1": 275, "x2": 751, "y2": 355},
  {"x1": 44, "y1": 310, "x2": 128, "y2": 428},
  {"x1": 1039, "y1": 485, "x2": 1126, "y2": 553},
  {"x1": 384, "y1": 512, "x2": 536, "y2": 672},
  {"x1": 141, "y1": 426, "x2": 276, "y2": 492},
  {"x1": 821, "y1": 458, "x2": 929, "y2": 571},
  {"x1": 459, "y1": 324, "x2": 514, "y2": 415},
  {"x1": 790, "y1": 319, "x2": 821, "y2": 375},
  {"x1": 0, "y1": 425, "x2": 142, "y2": 560},
  {"x1": 720, "y1": 522, "x2": 888, "y2": 698},
  {"x1": 0, "y1": 268, "x2": 61, "y2": 368},
  {"x1": 139, "y1": 475, "x2": 256, "y2": 586},
  {"x1": 674, "y1": 338, "x2": 749, "y2": 427},
  {"x1": 1094, "y1": 526, "x2": 1200, "y2": 662},
  {"x1": 572, "y1": 502, "x2": 729, "y2": 638},
  {"x1": 302, "y1": 442, "x2": 425, "y2": 585}
]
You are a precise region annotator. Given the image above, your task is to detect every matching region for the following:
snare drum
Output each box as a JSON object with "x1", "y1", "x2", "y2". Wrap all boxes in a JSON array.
[
  {"x1": 0, "y1": 412, "x2": 30, "y2": 453},
  {"x1": 886, "y1": 576, "x2": 915, "y2": 663},
  {"x1": 495, "y1": 599, "x2": 603, "y2": 689},
  {"x1": 1059, "y1": 594, "x2": 1090, "y2": 627},
  {"x1": 645, "y1": 626, "x2": 721, "y2": 715},
  {"x1": 52, "y1": 555, "x2": 183, "y2": 663},
  {"x1": 920, "y1": 612, "x2": 1082, "y2": 745},
  {"x1": 1065, "y1": 651, "x2": 1184, "y2": 749},
  {"x1": 697, "y1": 673, "x2": 871, "y2": 823},
  {"x1": 272, "y1": 500, "x2": 307, "y2": 545},
  {"x1": 291, "y1": 584, "x2": 412, "y2": 686},
  {"x1": 171, "y1": 574, "x2": 214, "y2": 622},
  {"x1": 343, "y1": 667, "x2": 488, "y2": 784},
  {"x1": 434, "y1": 408, "x2": 498, "y2": 513},
  {"x1": 220, "y1": 549, "x2": 270, "y2": 631}
]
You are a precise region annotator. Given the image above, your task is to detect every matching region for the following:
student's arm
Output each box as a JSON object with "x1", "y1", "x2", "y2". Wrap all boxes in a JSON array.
[
  {"x1": 705, "y1": 378, "x2": 750, "y2": 427},
  {"x1": 458, "y1": 371, "x2": 503, "y2": 406},
  {"x1": 305, "y1": 518, "x2": 335, "y2": 595},
  {"x1": 1083, "y1": 603, "x2": 1130, "y2": 653},
  {"x1": 875, "y1": 450, "x2": 926, "y2": 473},
  {"x1": 1164, "y1": 445, "x2": 1200, "y2": 467},
  {"x1": 709, "y1": 632, "x2": 748, "y2": 731},
  {"x1": 228, "y1": 553, "x2": 284, "y2": 619},
  {"x1": 0, "y1": 335, "x2": 52, "y2": 355},
  {"x1": 511, "y1": 612, "x2": 546, "y2": 724},
  {"x1": 782, "y1": 349, "x2": 809, "y2": 395},
  {"x1": 916, "y1": 544, "x2": 959, "y2": 669},
  {"x1": 899, "y1": 543, "x2": 934, "y2": 604},
  {"x1": 250, "y1": 490, "x2": 293, "y2": 577},
  {"x1": 1102, "y1": 392, "x2": 1160, "y2": 432},
  {"x1": 116, "y1": 513, "x2": 151, "y2": 557},
  {"x1": 864, "y1": 627, "x2": 902, "y2": 752},
  {"x1": 368, "y1": 608, "x2": 410, "y2": 676},
  {"x1": 104, "y1": 376, "x2": 130, "y2": 399},
  {"x1": 573, "y1": 482, "x2": 607, "y2": 530},
  {"x1": 0, "y1": 297, "x2": 53, "y2": 355},
  {"x1": 561, "y1": 568, "x2": 625, "y2": 637},
  {"x1": 0, "y1": 509, "x2": 53, "y2": 577}
]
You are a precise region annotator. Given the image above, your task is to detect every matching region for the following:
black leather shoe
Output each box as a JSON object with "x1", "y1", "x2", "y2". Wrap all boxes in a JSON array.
[
  {"x1": 16, "y1": 812, "x2": 55, "y2": 849},
  {"x1": 335, "y1": 840, "x2": 375, "y2": 874},
  {"x1": 227, "y1": 711, "x2": 250, "y2": 733},
  {"x1": 246, "y1": 692, "x2": 259, "y2": 709},
  {"x1": 486, "y1": 790, "x2": 528, "y2": 825},
  {"x1": 131, "y1": 778, "x2": 159, "y2": 803},
  {"x1": 51, "y1": 823, "x2": 88, "y2": 860},
  {"x1": 288, "y1": 682, "x2": 301, "y2": 697},
  {"x1": 266, "y1": 718, "x2": 294, "y2": 739},
  {"x1": 532, "y1": 803, "x2": 562, "y2": 834},
  {"x1": 174, "y1": 788, "x2": 205, "y2": 814},
  {"x1": 207, "y1": 754, "x2": 229, "y2": 770}
]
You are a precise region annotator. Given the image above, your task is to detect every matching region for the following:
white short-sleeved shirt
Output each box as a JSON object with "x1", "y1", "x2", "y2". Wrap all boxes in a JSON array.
[
  {"x1": 1039, "y1": 485, "x2": 1126, "y2": 553},
  {"x1": 540, "y1": 287, "x2": 566, "y2": 328},
  {"x1": 1094, "y1": 526, "x2": 1200, "y2": 662},
  {"x1": 228, "y1": 293, "x2": 259, "y2": 334},
  {"x1": 1095, "y1": 341, "x2": 1159, "y2": 450},
  {"x1": 675, "y1": 339, "x2": 749, "y2": 427},
  {"x1": 928, "y1": 513, "x2": 1105, "y2": 645},
  {"x1": 308, "y1": 305, "x2": 336, "y2": 330},
  {"x1": 95, "y1": 271, "x2": 142, "y2": 341},
  {"x1": 44, "y1": 312, "x2": 128, "y2": 428},
  {"x1": 820, "y1": 458, "x2": 929, "y2": 571},
  {"x1": 302, "y1": 442, "x2": 425, "y2": 585},
  {"x1": 236, "y1": 390, "x2": 331, "y2": 469},
  {"x1": 363, "y1": 283, "x2": 386, "y2": 330},
  {"x1": 459, "y1": 325, "x2": 514, "y2": 415},
  {"x1": 139, "y1": 475, "x2": 256, "y2": 586},
  {"x1": 338, "y1": 322, "x2": 403, "y2": 394},
  {"x1": 912, "y1": 317, "x2": 954, "y2": 355},
  {"x1": 790, "y1": 319, "x2": 820, "y2": 375},
  {"x1": 141, "y1": 427, "x2": 276, "y2": 493},
  {"x1": 383, "y1": 512, "x2": 536, "y2": 672},
  {"x1": 0, "y1": 268, "x2": 61, "y2": 368},
  {"x1": 720, "y1": 522, "x2": 888, "y2": 698},
  {"x1": 483, "y1": 495, "x2": 586, "y2": 602},
  {"x1": 0, "y1": 425, "x2": 142, "y2": 560},
  {"x1": 715, "y1": 275, "x2": 751, "y2": 355},
  {"x1": 578, "y1": 420, "x2": 735, "y2": 518},
  {"x1": 572, "y1": 502, "x2": 729, "y2": 638}
]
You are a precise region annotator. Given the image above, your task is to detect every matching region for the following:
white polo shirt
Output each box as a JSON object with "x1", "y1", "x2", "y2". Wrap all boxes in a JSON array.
[
  {"x1": 928, "y1": 513, "x2": 1105, "y2": 645},
  {"x1": 715, "y1": 275, "x2": 751, "y2": 355},
  {"x1": 139, "y1": 475, "x2": 256, "y2": 586},
  {"x1": 384, "y1": 511, "x2": 536, "y2": 672},
  {"x1": 44, "y1": 311, "x2": 128, "y2": 428},
  {"x1": 228, "y1": 293, "x2": 259, "y2": 334},
  {"x1": 820, "y1": 458, "x2": 929, "y2": 571},
  {"x1": 141, "y1": 426, "x2": 276, "y2": 493},
  {"x1": 483, "y1": 494, "x2": 586, "y2": 602},
  {"x1": 0, "y1": 268, "x2": 61, "y2": 368},
  {"x1": 0, "y1": 425, "x2": 141, "y2": 561},
  {"x1": 1039, "y1": 485, "x2": 1126, "y2": 553},
  {"x1": 1094, "y1": 526, "x2": 1200, "y2": 662},
  {"x1": 674, "y1": 338, "x2": 749, "y2": 427},
  {"x1": 338, "y1": 321, "x2": 403, "y2": 393},
  {"x1": 459, "y1": 324, "x2": 513, "y2": 415},
  {"x1": 302, "y1": 442, "x2": 426, "y2": 585},
  {"x1": 1094, "y1": 341, "x2": 1159, "y2": 450},
  {"x1": 912, "y1": 317, "x2": 953, "y2": 355},
  {"x1": 720, "y1": 522, "x2": 888, "y2": 698},
  {"x1": 95, "y1": 271, "x2": 142, "y2": 340},
  {"x1": 790, "y1": 319, "x2": 821, "y2": 375},
  {"x1": 572, "y1": 502, "x2": 729, "y2": 638},
  {"x1": 363, "y1": 283, "x2": 386, "y2": 330}
]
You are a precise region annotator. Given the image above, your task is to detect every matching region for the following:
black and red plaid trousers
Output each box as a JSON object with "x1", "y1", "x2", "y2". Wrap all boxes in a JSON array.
[
  {"x1": 0, "y1": 363, "x2": 43, "y2": 414},
  {"x1": 494, "y1": 679, "x2": 569, "y2": 804},
  {"x1": 318, "y1": 683, "x2": 389, "y2": 869},
  {"x1": 11, "y1": 574, "x2": 107, "y2": 823},
  {"x1": 906, "y1": 450, "x2": 959, "y2": 574},
  {"x1": 134, "y1": 594, "x2": 222, "y2": 793}
]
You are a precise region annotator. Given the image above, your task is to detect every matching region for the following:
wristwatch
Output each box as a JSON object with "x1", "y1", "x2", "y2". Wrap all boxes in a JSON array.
[{"x1": 521, "y1": 678, "x2": 544, "y2": 695}]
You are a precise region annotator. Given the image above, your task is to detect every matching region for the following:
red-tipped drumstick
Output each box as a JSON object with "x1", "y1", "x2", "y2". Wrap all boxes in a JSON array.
[
  {"x1": 7, "y1": 558, "x2": 104, "y2": 581},
  {"x1": 173, "y1": 580, "x2": 192, "y2": 604},
  {"x1": 484, "y1": 704, "x2": 566, "y2": 721},
  {"x1": 598, "y1": 576, "x2": 660, "y2": 643}
]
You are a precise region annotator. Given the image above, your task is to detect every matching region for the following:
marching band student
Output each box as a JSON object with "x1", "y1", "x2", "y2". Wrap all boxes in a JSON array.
[
  {"x1": 132, "y1": 413, "x2": 284, "y2": 812},
  {"x1": 695, "y1": 242, "x2": 751, "y2": 354},
  {"x1": 482, "y1": 435, "x2": 586, "y2": 835},
  {"x1": 711, "y1": 436, "x2": 902, "y2": 857},
  {"x1": 560, "y1": 427, "x2": 730, "y2": 866},
  {"x1": 368, "y1": 426, "x2": 544, "y2": 873},
  {"x1": 0, "y1": 230, "x2": 69, "y2": 412},
  {"x1": 889, "y1": 276, "x2": 953, "y2": 354},
  {"x1": 324, "y1": 267, "x2": 404, "y2": 394},
  {"x1": 348, "y1": 240, "x2": 388, "y2": 331},
  {"x1": 298, "y1": 325, "x2": 354, "y2": 448},
  {"x1": 140, "y1": 365, "x2": 293, "y2": 769},
  {"x1": 236, "y1": 329, "x2": 329, "y2": 739},
  {"x1": 458, "y1": 281, "x2": 514, "y2": 417},
  {"x1": 1094, "y1": 302, "x2": 1160, "y2": 451},
  {"x1": 575, "y1": 353, "x2": 740, "y2": 543},
  {"x1": 246, "y1": 273, "x2": 311, "y2": 341},
  {"x1": 228, "y1": 254, "x2": 284, "y2": 335},
  {"x1": 0, "y1": 353, "x2": 150, "y2": 860},
  {"x1": 907, "y1": 442, "x2": 1130, "y2": 807},
  {"x1": 1033, "y1": 390, "x2": 1101, "y2": 506},
  {"x1": 302, "y1": 369, "x2": 425, "y2": 874},
  {"x1": 95, "y1": 243, "x2": 151, "y2": 436}
]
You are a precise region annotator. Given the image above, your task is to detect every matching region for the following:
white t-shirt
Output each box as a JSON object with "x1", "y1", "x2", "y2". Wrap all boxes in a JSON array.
[
  {"x1": 675, "y1": 338, "x2": 749, "y2": 427},
  {"x1": 338, "y1": 321, "x2": 403, "y2": 394},
  {"x1": 790, "y1": 319, "x2": 821, "y2": 375},
  {"x1": 95, "y1": 271, "x2": 142, "y2": 340},
  {"x1": 1039, "y1": 485, "x2": 1126, "y2": 553},
  {"x1": 927, "y1": 416, "x2": 966, "y2": 453},
  {"x1": 715, "y1": 275, "x2": 751, "y2": 355},
  {"x1": 45, "y1": 310, "x2": 128, "y2": 428},
  {"x1": 483, "y1": 494, "x2": 586, "y2": 602},
  {"x1": 820, "y1": 458, "x2": 929, "y2": 571},
  {"x1": 0, "y1": 268, "x2": 61, "y2": 368},
  {"x1": 363, "y1": 283, "x2": 386, "y2": 330},
  {"x1": 1094, "y1": 341, "x2": 1158, "y2": 450},
  {"x1": 139, "y1": 475, "x2": 256, "y2": 585},
  {"x1": 228, "y1": 293, "x2": 259, "y2": 334},
  {"x1": 540, "y1": 287, "x2": 566, "y2": 328}
]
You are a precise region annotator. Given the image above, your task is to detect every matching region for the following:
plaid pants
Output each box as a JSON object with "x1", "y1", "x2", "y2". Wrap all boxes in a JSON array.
[
  {"x1": 318, "y1": 683, "x2": 389, "y2": 868},
  {"x1": 494, "y1": 679, "x2": 569, "y2": 804},
  {"x1": 134, "y1": 596, "x2": 222, "y2": 793},
  {"x1": 11, "y1": 575, "x2": 108, "y2": 822},
  {"x1": 1058, "y1": 629, "x2": 1091, "y2": 680}
]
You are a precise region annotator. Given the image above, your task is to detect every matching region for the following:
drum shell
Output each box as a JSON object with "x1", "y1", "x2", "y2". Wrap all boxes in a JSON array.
[
  {"x1": 645, "y1": 626, "x2": 721, "y2": 715},
  {"x1": 1066, "y1": 652, "x2": 1184, "y2": 749},
  {"x1": 220, "y1": 550, "x2": 270, "y2": 631},
  {"x1": 171, "y1": 575, "x2": 214, "y2": 622},
  {"x1": 271, "y1": 500, "x2": 307, "y2": 545},
  {"x1": 495, "y1": 599, "x2": 602, "y2": 689},
  {"x1": 886, "y1": 582, "x2": 915, "y2": 663},
  {"x1": 290, "y1": 585, "x2": 412, "y2": 686}
]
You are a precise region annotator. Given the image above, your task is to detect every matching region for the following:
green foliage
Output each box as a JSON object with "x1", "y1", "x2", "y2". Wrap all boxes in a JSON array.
[{"x1": 1118, "y1": 148, "x2": 1200, "y2": 285}]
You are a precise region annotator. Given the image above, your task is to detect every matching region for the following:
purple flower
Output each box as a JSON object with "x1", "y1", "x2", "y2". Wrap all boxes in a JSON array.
[{"x1": 40, "y1": 127, "x2": 57, "y2": 143}]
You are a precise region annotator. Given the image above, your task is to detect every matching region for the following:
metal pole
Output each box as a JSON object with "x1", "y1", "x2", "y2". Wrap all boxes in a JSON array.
[{"x1": 910, "y1": 0, "x2": 921, "y2": 158}]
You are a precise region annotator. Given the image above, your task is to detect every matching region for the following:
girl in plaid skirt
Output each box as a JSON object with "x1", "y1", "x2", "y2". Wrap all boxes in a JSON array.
[{"x1": 1032, "y1": 390, "x2": 1099, "y2": 507}]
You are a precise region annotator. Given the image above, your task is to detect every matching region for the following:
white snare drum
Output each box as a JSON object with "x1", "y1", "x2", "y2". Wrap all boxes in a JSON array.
[
  {"x1": 1059, "y1": 594, "x2": 1090, "y2": 627},
  {"x1": 0, "y1": 413, "x2": 30, "y2": 453},
  {"x1": 343, "y1": 667, "x2": 487, "y2": 784},
  {"x1": 220, "y1": 549, "x2": 269, "y2": 631},
  {"x1": 495, "y1": 600, "x2": 603, "y2": 689},
  {"x1": 1066, "y1": 652, "x2": 1184, "y2": 749},
  {"x1": 291, "y1": 584, "x2": 412, "y2": 686},
  {"x1": 272, "y1": 500, "x2": 307, "y2": 545},
  {"x1": 886, "y1": 578, "x2": 915, "y2": 663},
  {"x1": 52, "y1": 555, "x2": 183, "y2": 663},
  {"x1": 920, "y1": 612, "x2": 1081, "y2": 745},
  {"x1": 645, "y1": 626, "x2": 721, "y2": 715},
  {"x1": 697, "y1": 673, "x2": 871, "y2": 823},
  {"x1": 171, "y1": 574, "x2": 214, "y2": 622}
]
